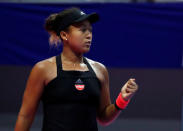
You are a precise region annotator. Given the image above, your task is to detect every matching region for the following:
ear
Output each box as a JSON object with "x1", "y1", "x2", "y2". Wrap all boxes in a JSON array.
[{"x1": 60, "y1": 31, "x2": 68, "y2": 41}]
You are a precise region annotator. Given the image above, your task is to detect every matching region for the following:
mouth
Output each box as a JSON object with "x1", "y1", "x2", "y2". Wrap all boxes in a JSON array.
[{"x1": 85, "y1": 41, "x2": 91, "y2": 46}]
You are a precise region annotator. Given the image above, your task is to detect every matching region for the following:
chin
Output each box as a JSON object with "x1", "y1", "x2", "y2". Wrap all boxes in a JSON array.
[{"x1": 82, "y1": 48, "x2": 90, "y2": 54}]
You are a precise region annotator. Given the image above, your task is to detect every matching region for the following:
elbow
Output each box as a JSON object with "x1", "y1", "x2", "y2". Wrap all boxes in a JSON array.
[{"x1": 96, "y1": 117, "x2": 113, "y2": 126}]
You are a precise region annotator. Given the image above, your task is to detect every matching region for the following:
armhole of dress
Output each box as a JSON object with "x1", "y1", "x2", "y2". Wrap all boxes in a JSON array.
[
  {"x1": 83, "y1": 57, "x2": 97, "y2": 77},
  {"x1": 83, "y1": 57, "x2": 102, "y2": 89}
]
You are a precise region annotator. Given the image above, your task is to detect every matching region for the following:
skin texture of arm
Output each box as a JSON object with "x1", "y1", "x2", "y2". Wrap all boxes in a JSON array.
[
  {"x1": 95, "y1": 62, "x2": 121, "y2": 126},
  {"x1": 95, "y1": 62, "x2": 138, "y2": 126},
  {"x1": 14, "y1": 62, "x2": 46, "y2": 131}
]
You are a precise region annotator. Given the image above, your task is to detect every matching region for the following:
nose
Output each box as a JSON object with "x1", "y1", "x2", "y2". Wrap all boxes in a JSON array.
[{"x1": 86, "y1": 31, "x2": 92, "y2": 40}]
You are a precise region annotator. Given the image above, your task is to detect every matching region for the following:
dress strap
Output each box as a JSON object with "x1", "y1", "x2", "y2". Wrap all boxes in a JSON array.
[
  {"x1": 56, "y1": 54, "x2": 62, "y2": 76},
  {"x1": 83, "y1": 57, "x2": 97, "y2": 77}
]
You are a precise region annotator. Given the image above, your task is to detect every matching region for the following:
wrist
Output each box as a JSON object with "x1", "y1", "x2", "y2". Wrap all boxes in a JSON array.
[
  {"x1": 122, "y1": 94, "x2": 130, "y2": 102},
  {"x1": 115, "y1": 92, "x2": 130, "y2": 110}
]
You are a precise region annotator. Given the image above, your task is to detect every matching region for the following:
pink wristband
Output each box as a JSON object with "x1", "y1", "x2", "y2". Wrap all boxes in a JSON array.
[{"x1": 115, "y1": 92, "x2": 130, "y2": 110}]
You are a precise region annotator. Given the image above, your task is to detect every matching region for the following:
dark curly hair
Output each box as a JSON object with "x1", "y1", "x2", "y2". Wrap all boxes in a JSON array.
[{"x1": 44, "y1": 7, "x2": 80, "y2": 46}]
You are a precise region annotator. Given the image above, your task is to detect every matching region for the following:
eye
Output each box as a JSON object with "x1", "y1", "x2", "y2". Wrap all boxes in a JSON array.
[
  {"x1": 88, "y1": 27, "x2": 92, "y2": 32},
  {"x1": 80, "y1": 27, "x2": 92, "y2": 32},
  {"x1": 80, "y1": 28, "x2": 87, "y2": 32}
]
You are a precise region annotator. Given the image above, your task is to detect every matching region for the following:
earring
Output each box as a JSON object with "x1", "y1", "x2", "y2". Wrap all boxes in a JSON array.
[{"x1": 65, "y1": 38, "x2": 67, "y2": 41}]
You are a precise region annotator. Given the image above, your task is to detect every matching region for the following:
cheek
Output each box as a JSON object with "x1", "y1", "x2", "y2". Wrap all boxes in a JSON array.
[{"x1": 70, "y1": 32, "x2": 84, "y2": 45}]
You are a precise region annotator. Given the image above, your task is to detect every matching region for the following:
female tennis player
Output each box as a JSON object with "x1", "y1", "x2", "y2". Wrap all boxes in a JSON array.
[{"x1": 14, "y1": 7, "x2": 138, "y2": 131}]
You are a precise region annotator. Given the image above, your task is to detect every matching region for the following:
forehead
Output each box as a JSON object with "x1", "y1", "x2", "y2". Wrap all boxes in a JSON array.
[{"x1": 70, "y1": 20, "x2": 92, "y2": 28}]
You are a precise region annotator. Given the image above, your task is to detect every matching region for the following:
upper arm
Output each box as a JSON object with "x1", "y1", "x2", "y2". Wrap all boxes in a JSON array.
[
  {"x1": 18, "y1": 62, "x2": 46, "y2": 118},
  {"x1": 95, "y1": 62, "x2": 111, "y2": 119}
]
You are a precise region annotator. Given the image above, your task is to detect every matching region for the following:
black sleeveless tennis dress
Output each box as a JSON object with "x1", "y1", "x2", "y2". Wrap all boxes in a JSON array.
[{"x1": 41, "y1": 54, "x2": 101, "y2": 131}]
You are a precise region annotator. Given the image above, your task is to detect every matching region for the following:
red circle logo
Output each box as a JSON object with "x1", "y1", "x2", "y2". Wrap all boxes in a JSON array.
[{"x1": 75, "y1": 84, "x2": 85, "y2": 91}]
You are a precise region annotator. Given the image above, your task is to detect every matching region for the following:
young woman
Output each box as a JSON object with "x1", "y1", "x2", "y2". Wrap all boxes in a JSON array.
[{"x1": 14, "y1": 7, "x2": 138, "y2": 131}]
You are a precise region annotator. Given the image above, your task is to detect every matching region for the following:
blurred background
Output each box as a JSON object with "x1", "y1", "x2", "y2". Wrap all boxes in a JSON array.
[{"x1": 0, "y1": 0, "x2": 183, "y2": 131}]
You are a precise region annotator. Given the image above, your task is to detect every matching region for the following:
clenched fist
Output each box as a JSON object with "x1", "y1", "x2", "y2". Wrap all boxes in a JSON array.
[{"x1": 121, "y1": 78, "x2": 138, "y2": 101}]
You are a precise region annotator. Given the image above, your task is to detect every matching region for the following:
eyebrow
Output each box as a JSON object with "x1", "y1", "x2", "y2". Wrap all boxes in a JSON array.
[
  {"x1": 81, "y1": 23, "x2": 92, "y2": 29},
  {"x1": 74, "y1": 21, "x2": 91, "y2": 26}
]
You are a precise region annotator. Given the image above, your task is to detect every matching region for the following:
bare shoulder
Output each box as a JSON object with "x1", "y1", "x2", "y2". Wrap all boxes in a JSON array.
[
  {"x1": 31, "y1": 56, "x2": 56, "y2": 75},
  {"x1": 85, "y1": 57, "x2": 108, "y2": 82},
  {"x1": 85, "y1": 57, "x2": 107, "y2": 73}
]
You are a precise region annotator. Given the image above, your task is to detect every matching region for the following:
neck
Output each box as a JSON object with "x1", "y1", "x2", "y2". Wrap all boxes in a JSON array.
[{"x1": 61, "y1": 46, "x2": 84, "y2": 64}]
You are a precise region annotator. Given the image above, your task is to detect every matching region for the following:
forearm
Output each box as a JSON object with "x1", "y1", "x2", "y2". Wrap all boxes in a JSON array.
[
  {"x1": 97, "y1": 103, "x2": 121, "y2": 126},
  {"x1": 14, "y1": 114, "x2": 34, "y2": 131},
  {"x1": 98, "y1": 92, "x2": 130, "y2": 126}
]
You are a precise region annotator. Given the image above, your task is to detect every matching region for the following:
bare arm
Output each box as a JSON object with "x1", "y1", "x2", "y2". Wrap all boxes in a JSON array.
[
  {"x1": 96, "y1": 63, "x2": 138, "y2": 126},
  {"x1": 14, "y1": 62, "x2": 45, "y2": 131},
  {"x1": 96, "y1": 63, "x2": 121, "y2": 126}
]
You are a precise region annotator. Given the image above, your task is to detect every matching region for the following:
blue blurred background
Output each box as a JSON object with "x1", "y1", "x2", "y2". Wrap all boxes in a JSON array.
[{"x1": 0, "y1": 1, "x2": 183, "y2": 131}]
